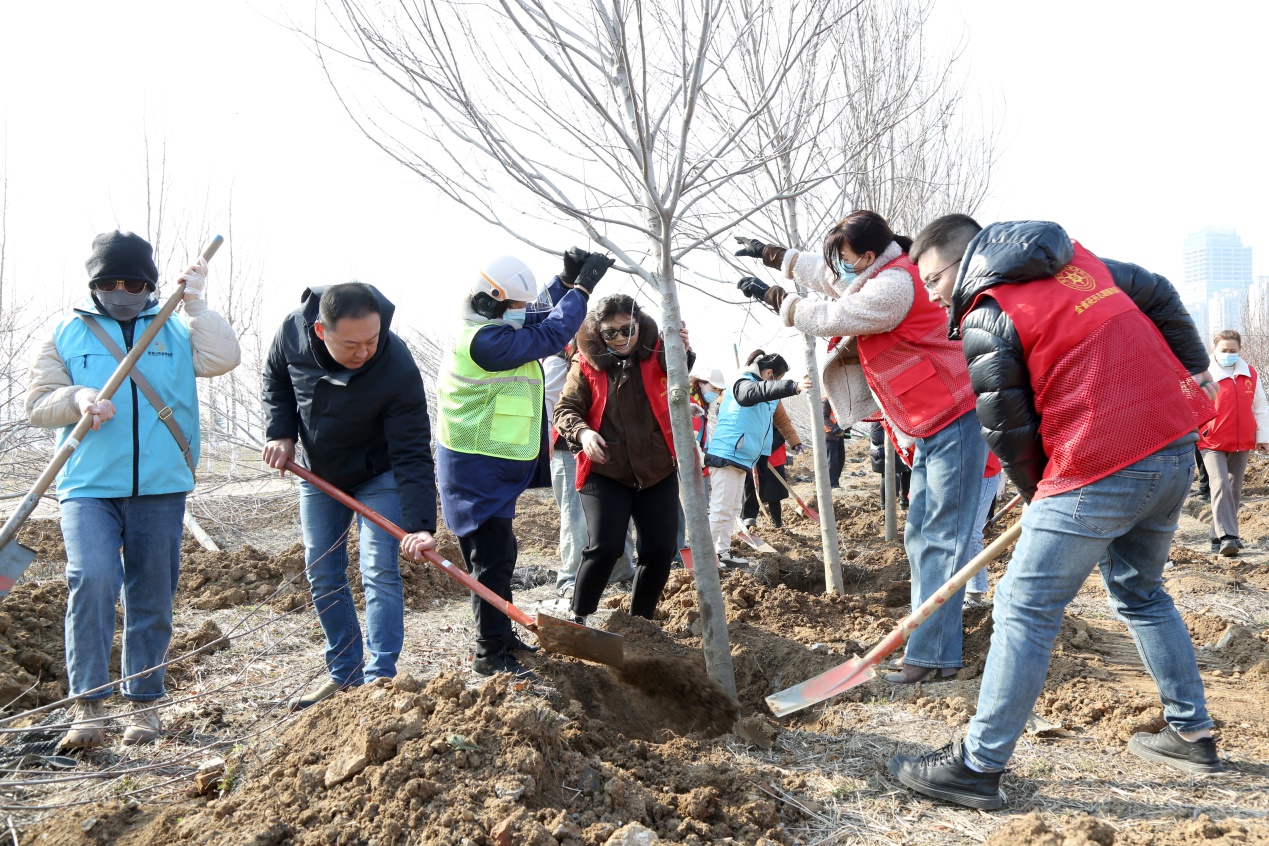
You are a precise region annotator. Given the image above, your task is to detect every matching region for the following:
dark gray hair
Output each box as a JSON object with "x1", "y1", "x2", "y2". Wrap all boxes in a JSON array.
[{"x1": 910, "y1": 214, "x2": 983, "y2": 264}]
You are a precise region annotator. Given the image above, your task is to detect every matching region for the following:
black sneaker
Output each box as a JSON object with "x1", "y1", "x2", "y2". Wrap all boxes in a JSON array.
[
  {"x1": 472, "y1": 651, "x2": 536, "y2": 681},
  {"x1": 507, "y1": 635, "x2": 539, "y2": 653},
  {"x1": 1211, "y1": 539, "x2": 1221, "y2": 554},
  {"x1": 887, "y1": 742, "x2": 1005, "y2": 810},
  {"x1": 1127, "y1": 726, "x2": 1224, "y2": 774},
  {"x1": 1220, "y1": 537, "x2": 1240, "y2": 557}
]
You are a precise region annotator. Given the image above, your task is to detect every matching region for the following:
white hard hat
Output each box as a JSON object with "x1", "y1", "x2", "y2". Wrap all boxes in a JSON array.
[{"x1": 475, "y1": 256, "x2": 538, "y2": 303}]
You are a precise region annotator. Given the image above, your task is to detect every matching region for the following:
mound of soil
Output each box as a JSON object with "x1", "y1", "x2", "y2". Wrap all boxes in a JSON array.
[
  {"x1": 1242, "y1": 456, "x2": 1269, "y2": 495},
  {"x1": 0, "y1": 581, "x2": 68, "y2": 709},
  {"x1": 15, "y1": 519, "x2": 65, "y2": 562},
  {"x1": 178, "y1": 531, "x2": 464, "y2": 613},
  {"x1": 38, "y1": 672, "x2": 799, "y2": 845},
  {"x1": 987, "y1": 812, "x2": 1269, "y2": 845}
]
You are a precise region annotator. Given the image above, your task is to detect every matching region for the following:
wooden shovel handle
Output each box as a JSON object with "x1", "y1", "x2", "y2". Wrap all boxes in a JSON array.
[{"x1": 283, "y1": 460, "x2": 535, "y2": 628}]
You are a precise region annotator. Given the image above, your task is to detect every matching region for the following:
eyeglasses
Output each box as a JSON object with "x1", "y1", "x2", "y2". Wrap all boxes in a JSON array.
[
  {"x1": 600, "y1": 322, "x2": 638, "y2": 341},
  {"x1": 922, "y1": 256, "x2": 963, "y2": 291},
  {"x1": 93, "y1": 279, "x2": 149, "y2": 294}
]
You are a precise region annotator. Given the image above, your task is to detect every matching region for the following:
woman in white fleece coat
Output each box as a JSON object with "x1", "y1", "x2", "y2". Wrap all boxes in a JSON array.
[{"x1": 735, "y1": 210, "x2": 986, "y2": 684}]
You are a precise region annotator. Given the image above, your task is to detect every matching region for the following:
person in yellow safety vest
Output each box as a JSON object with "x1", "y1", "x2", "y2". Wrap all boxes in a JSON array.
[{"x1": 436, "y1": 250, "x2": 612, "y2": 678}]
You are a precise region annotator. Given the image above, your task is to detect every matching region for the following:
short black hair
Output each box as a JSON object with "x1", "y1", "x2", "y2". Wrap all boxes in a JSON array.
[
  {"x1": 910, "y1": 214, "x2": 982, "y2": 264},
  {"x1": 319, "y1": 282, "x2": 381, "y2": 327}
]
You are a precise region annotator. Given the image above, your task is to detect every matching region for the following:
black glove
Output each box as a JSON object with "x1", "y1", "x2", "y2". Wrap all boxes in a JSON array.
[
  {"x1": 737, "y1": 276, "x2": 770, "y2": 301},
  {"x1": 734, "y1": 236, "x2": 766, "y2": 259},
  {"x1": 574, "y1": 253, "x2": 615, "y2": 296},
  {"x1": 561, "y1": 247, "x2": 588, "y2": 286}
]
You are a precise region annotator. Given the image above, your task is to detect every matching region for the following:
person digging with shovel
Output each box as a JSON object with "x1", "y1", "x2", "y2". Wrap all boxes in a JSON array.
[
  {"x1": 888, "y1": 215, "x2": 1221, "y2": 810},
  {"x1": 436, "y1": 250, "x2": 611, "y2": 678},
  {"x1": 262, "y1": 282, "x2": 437, "y2": 710},
  {"x1": 26, "y1": 231, "x2": 241, "y2": 750}
]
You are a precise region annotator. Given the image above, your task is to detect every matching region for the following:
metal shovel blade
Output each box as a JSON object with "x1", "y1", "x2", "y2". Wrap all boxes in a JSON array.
[
  {"x1": 534, "y1": 612, "x2": 625, "y2": 668},
  {"x1": 766, "y1": 656, "x2": 876, "y2": 717},
  {"x1": 0, "y1": 542, "x2": 36, "y2": 598}
]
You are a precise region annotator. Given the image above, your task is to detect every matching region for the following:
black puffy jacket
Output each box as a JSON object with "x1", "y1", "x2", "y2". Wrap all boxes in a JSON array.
[
  {"x1": 949, "y1": 221, "x2": 1208, "y2": 500},
  {"x1": 262, "y1": 285, "x2": 437, "y2": 533}
]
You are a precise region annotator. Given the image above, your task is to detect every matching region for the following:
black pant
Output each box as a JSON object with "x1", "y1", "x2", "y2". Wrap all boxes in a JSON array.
[
  {"x1": 458, "y1": 517, "x2": 517, "y2": 656},
  {"x1": 826, "y1": 439, "x2": 846, "y2": 487},
  {"x1": 1194, "y1": 445, "x2": 1210, "y2": 495},
  {"x1": 574, "y1": 473, "x2": 679, "y2": 618},
  {"x1": 880, "y1": 466, "x2": 911, "y2": 509}
]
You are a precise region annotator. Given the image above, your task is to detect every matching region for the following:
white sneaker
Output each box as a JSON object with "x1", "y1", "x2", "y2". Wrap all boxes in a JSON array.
[
  {"x1": 122, "y1": 700, "x2": 163, "y2": 746},
  {"x1": 60, "y1": 698, "x2": 109, "y2": 750},
  {"x1": 719, "y1": 554, "x2": 750, "y2": 569},
  {"x1": 963, "y1": 591, "x2": 989, "y2": 609}
]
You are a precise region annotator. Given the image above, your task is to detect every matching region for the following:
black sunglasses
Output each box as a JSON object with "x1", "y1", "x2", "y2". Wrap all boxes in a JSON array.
[
  {"x1": 599, "y1": 322, "x2": 638, "y2": 341},
  {"x1": 93, "y1": 279, "x2": 149, "y2": 294}
]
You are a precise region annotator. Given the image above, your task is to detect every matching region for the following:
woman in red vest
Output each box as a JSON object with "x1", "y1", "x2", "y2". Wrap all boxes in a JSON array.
[
  {"x1": 1200, "y1": 329, "x2": 1269, "y2": 555},
  {"x1": 734, "y1": 211, "x2": 986, "y2": 684},
  {"x1": 553, "y1": 294, "x2": 692, "y2": 624}
]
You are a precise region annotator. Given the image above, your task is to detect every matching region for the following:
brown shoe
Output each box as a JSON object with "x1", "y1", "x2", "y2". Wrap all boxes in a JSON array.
[
  {"x1": 60, "y1": 699, "x2": 109, "y2": 750},
  {"x1": 122, "y1": 700, "x2": 162, "y2": 746},
  {"x1": 883, "y1": 664, "x2": 959, "y2": 684}
]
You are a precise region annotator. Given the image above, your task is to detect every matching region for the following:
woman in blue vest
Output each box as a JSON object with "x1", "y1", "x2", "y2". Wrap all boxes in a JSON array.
[
  {"x1": 704, "y1": 350, "x2": 802, "y2": 567},
  {"x1": 553, "y1": 295, "x2": 693, "y2": 625},
  {"x1": 436, "y1": 250, "x2": 610, "y2": 678},
  {"x1": 25, "y1": 231, "x2": 240, "y2": 750}
]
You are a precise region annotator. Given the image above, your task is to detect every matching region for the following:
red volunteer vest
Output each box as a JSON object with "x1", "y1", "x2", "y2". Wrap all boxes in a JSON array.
[
  {"x1": 856, "y1": 255, "x2": 976, "y2": 438},
  {"x1": 574, "y1": 343, "x2": 676, "y2": 489},
  {"x1": 973, "y1": 242, "x2": 1215, "y2": 499},
  {"x1": 1199, "y1": 368, "x2": 1259, "y2": 452}
]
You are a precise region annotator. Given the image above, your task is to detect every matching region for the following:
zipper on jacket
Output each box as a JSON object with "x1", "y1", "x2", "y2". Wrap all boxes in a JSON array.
[{"x1": 123, "y1": 320, "x2": 140, "y2": 498}]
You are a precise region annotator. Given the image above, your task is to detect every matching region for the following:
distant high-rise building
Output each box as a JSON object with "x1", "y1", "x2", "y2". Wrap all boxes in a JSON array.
[{"x1": 1182, "y1": 228, "x2": 1253, "y2": 340}]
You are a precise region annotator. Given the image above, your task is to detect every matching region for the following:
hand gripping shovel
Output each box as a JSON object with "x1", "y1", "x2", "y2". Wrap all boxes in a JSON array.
[
  {"x1": 284, "y1": 461, "x2": 624, "y2": 668},
  {"x1": 766, "y1": 519, "x2": 1023, "y2": 717},
  {"x1": 0, "y1": 236, "x2": 224, "y2": 597}
]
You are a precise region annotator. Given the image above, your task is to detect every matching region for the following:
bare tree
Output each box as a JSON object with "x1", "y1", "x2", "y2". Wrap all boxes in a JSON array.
[{"x1": 311, "y1": 0, "x2": 882, "y2": 694}]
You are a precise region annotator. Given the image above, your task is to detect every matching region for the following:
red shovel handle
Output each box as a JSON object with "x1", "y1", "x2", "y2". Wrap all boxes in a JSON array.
[{"x1": 283, "y1": 460, "x2": 535, "y2": 628}]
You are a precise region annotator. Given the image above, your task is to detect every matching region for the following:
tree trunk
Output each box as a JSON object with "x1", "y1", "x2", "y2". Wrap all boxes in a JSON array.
[
  {"x1": 884, "y1": 433, "x2": 898, "y2": 542},
  {"x1": 653, "y1": 239, "x2": 737, "y2": 699},
  {"x1": 801, "y1": 340, "x2": 845, "y2": 593}
]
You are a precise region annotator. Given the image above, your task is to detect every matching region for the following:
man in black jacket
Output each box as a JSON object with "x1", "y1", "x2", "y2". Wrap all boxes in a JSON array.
[
  {"x1": 888, "y1": 217, "x2": 1221, "y2": 810},
  {"x1": 262, "y1": 282, "x2": 436, "y2": 709}
]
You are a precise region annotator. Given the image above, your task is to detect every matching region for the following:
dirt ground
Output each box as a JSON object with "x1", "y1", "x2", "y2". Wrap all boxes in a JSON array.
[{"x1": 6, "y1": 443, "x2": 1269, "y2": 845}]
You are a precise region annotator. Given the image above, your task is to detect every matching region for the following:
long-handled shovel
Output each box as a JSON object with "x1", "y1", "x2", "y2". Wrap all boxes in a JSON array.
[
  {"x1": 0, "y1": 236, "x2": 224, "y2": 597},
  {"x1": 984, "y1": 492, "x2": 1023, "y2": 529},
  {"x1": 766, "y1": 519, "x2": 1024, "y2": 717},
  {"x1": 768, "y1": 464, "x2": 820, "y2": 523},
  {"x1": 283, "y1": 460, "x2": 625, "y2": 668}
]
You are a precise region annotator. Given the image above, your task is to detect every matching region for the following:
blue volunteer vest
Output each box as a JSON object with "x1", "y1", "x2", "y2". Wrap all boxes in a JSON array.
[
  {"x1": 50, "y1": 299, "x2": 200, "y2": 500},
  {"x1": 705, "y1": 372, "x2": 776, "y2": 469}
]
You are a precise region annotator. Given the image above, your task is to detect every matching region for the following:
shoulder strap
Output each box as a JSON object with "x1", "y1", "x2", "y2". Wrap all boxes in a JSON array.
[{"x1": 78, "y1": 314, "x2": 196, "y2": 477}]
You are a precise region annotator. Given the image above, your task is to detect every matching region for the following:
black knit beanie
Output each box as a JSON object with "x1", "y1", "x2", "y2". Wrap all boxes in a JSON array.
[{"x1": 85, "y1": 231, "x2": 159, "y2": 290}]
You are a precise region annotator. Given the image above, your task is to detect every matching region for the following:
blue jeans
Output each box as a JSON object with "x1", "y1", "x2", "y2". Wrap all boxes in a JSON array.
[
  {"x1": 299, "y1": 470, "x2": 404, "y2": 686},
  {"x1": 967, "y1": 474, "x2": 1000, "y2": 594},
  {"x1": 62, "y1": 493, "x2": 186, "y2": 702},
  {"x1": 550, "y1": 450, "x2": 633, "y2": 590},
  {"x1": 903, "y1": 410, "x2": 988, "y2": 668},
  {"x1": 964, "y1": 442, "x2": 1211, "y2": 772}
]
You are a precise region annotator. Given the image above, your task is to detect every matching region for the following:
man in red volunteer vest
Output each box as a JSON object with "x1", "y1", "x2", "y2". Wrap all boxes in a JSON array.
[
  {"x1": 1199, "y1": 329, "x2": 1269, "y2": 555},
  {"x1": 887, "y1": 216, "x2": 1222, "y2": 810}
]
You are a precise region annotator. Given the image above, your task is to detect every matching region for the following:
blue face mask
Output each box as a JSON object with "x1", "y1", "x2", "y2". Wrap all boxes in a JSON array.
[
  {"x1": 1216, "y1": 351, "x2": 1239, "y2": 368},
  {"x1": 703, "y1": 389, "x2": 719, "y2": 403},
  {"x1": 834, "y1": 257, "x2": 859, "y2": 282},
  {"x1": 503, "y1": 307, "x2": 527, "y2": 327}
]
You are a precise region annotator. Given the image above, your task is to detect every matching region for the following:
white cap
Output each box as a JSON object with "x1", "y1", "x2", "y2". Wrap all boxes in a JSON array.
[
  {"x1": 707, "y1": 367, "x2": 727, "y2": 388},
  {"x1": 475, "y1": 256, "x2": 538, "y2": 302}
]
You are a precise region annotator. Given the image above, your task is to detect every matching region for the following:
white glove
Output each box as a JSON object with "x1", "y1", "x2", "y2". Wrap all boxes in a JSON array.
[{"x1": 178, "y1": 258, "x2": 209, "y2": 302}]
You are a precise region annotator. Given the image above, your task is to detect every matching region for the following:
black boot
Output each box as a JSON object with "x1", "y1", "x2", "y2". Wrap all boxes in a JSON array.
[
  {"x1": 473, "y1": 638, "x2": 536, "y2": 680},
  {"x1": 888, "y1": 742, "x2": 1005, "y2": 810}
]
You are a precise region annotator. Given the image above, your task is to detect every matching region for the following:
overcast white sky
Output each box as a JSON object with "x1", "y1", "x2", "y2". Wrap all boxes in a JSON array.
[{"x1": 0, "y1": 0, "x2": 1265, "y2": 380}]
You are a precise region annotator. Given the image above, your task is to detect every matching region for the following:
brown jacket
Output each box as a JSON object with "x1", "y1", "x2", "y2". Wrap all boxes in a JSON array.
[
  {"x1": 554, "y1": 310, "x2": 693, "y2": 489},
  {"x1": 772, "y1": 401, "x2": 802, "y2": 451}
]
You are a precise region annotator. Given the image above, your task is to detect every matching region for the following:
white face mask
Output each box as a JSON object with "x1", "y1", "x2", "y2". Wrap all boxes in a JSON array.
[{"x1": 95, "y1": 289, "x2": 153, "y2": 322}]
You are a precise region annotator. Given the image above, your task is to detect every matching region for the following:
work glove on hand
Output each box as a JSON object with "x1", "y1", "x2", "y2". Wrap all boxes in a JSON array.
[
  {"x1": 178, "y1": 258, "x2": 209, "y2": 303},
  {"x1": 574, "y1": 253, "x2": 615, "y2": 296},
  {"x1": 738, "y1": 276, "x2": 788, "y2": 311},
  {"x1": 733, "y1": 235, "x2": 787, "y2": 270},
  {"x1": 791, "y1": 442, "x2": 805, "y2": 455},
  {"x1": 561, "y1": 247, "x2": 588, "y2": 287}
]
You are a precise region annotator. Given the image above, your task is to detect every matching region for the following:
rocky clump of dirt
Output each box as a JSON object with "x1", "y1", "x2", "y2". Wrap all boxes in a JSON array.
[
  {"x1": 34, "y1": 672, "x2": 802, "y2": 845},
  {"x1": 15, "y1": 519, "x2": 65, "y2": 563},
  {"x1": 0, "y1": 581, "x2": 67, "y2": 709},
  {"x1": 986, "y1": 812, "x2": 1269, "y2": 845}
]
